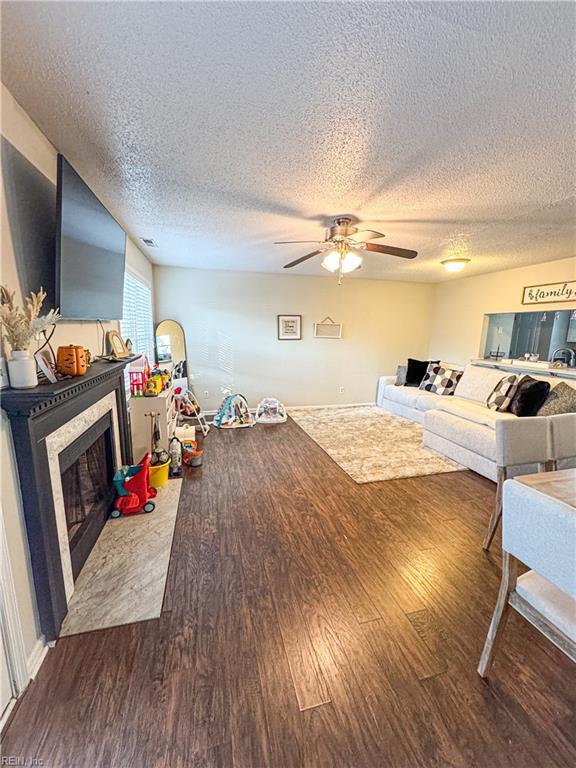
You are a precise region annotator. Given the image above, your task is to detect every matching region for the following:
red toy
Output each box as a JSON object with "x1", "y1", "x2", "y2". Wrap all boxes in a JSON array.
[
  {"x1": 111, "y1": 452, "x2": 157, "y2": 518},
  {"x1": 129, "y1": 355, "x2": 151, "y2": 397}
]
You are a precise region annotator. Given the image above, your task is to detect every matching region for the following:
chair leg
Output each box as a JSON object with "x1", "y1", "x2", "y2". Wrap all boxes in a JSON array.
[
  {"x1": 478, "y1": 552, "x2": 518, "y2": 677},
  {"x1": 483, "y1": 466, "x2": 507, "y2": 551}
]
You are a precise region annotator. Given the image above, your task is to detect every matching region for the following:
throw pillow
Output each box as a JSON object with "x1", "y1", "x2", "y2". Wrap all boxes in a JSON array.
[
  {"x1": 537, "y1": 381, "x2": 576, "y2": 416},
  {"x1": 454, "y1": 363, "x2": 514, "y2": 403},
  {"x1": 508, "y1": 375, "x2": 551, "y2": 417},
  {"x1": 405, "y1": 358, "x2": 440, "y2": 387},
  {"x1": 395, "y1": 364, "x2": 407, "y2": 386},
  {"x1": 419, "y1": 363, "x2": 463, "y2": 395},
  {"x1": 486, "y1": 375, "x2": 519, "y2": 411}
]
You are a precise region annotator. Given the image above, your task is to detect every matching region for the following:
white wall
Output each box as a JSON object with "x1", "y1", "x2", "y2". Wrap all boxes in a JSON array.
[
  {"x1": 1, "y1": 84, "x2": 152, "y2": 667},
  {"x1": 154, "y1": 266, "x2": 435, "y2": 409},
  {"x1": 428, "y1": 257, "x2": 576, "y2": 364}
]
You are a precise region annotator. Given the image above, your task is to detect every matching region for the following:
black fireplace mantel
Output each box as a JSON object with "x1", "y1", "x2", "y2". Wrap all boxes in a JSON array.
[{"x1": 2, "y1": 357, "x2": 137, "y2": 640}]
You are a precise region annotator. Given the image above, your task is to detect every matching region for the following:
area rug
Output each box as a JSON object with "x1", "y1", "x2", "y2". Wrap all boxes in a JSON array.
[
  {"x1": 60, "y1": 478, "x2": 182, "y2": 636},
  {"x1": 289, "y1": 406, "x2": 464, "y2": 483}
]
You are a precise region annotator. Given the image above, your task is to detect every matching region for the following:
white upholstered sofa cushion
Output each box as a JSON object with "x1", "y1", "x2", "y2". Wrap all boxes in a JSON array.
[
  {"x1": 424, "y1": 409, "x2": 496, "y2": 460},
  {"x1": 381, "y1": 384, "x2": 442, "y2": 412},
  {"x1": 434, "y1": 397, "x2": 517, "y2": 429},
  {"x1": 454, "y1": 364, "x2": 511, "y2": 403}
]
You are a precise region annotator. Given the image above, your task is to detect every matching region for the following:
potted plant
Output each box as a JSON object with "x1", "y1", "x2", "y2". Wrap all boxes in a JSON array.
[{"x1": 0, "y1": 286, "x2": 60, "y2": 388}]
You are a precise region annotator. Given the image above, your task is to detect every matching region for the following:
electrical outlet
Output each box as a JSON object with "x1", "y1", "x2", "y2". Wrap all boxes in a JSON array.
[
  {"x1": 203, "y1": 390, "x2": 209, "y2": 398},
  {"x1": 339, "y1": 386, "x2": 345, "y2": 393}
]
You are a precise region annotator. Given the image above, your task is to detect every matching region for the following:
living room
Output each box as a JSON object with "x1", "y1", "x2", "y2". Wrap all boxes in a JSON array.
[{"x1": 1, "y1": 2, "x2": 575, "y2": 767}]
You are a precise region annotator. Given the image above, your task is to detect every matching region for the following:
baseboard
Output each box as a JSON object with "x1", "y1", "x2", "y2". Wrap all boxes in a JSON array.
[
  {"x1": 202, "y1": 402, "x2": 375, "y2": 417},
  {"x1": 287, "y1": 401, "x2": 375, "y2": 410},
  {"x1": 27, "y1": 635, "x2": 48, "y2": 679}
]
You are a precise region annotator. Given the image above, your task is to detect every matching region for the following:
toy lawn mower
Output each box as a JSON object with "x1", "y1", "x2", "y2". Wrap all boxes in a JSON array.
[{"x1": 111, "y1": 452, "x2": 157, "y2": 518}]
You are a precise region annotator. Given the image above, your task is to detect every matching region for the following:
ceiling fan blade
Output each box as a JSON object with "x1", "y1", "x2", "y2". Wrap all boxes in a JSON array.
[
  {"x1": 275, "y1": 240, "x2": 324, "y2": 244},
  {"x1": 364, "y1": 243, "x2": 417, "y2": 259},
  {"x1": 348, "y1": 230, "x2": 385, "y2": 242},
  {"x1": 283, "y1": 250, "x2": 322, "y2": 269}
]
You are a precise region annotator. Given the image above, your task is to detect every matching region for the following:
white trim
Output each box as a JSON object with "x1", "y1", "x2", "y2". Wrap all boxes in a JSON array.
[
  {"x1": 0, "y1": 505, "x2": 30, "y2": 694},
  {"x1": 26, "y1": 635, "x2": 49, "y2": 680},
  {"x1": 202, "y1": 401, "x2": 375, "y2": 418},
  {"x1": 0, "y1": 696, "x2": 18, "y2": 733},
  {"x1": 44, "y1": 393, "x2": 121, "y2": 602},
  {"x1": 285, "y1": 401, "x2": 375, "y2": 410}
]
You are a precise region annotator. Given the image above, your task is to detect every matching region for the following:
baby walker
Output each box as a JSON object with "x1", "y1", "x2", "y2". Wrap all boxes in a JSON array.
[
  {"x1": 255, "y1": 398, "x2": 287, "y2": 424},
  {"x1": 213, "y1": 392, "x2": 253, "y2": 429},
  {"x1": 111, "y1": 452, "x2": 157, "y2": 517}
]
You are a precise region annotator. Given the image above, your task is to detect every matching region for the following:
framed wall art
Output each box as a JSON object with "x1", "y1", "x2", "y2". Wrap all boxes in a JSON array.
[{"x1": 277, "y1": 314, "x2": 302, "y2": 340}]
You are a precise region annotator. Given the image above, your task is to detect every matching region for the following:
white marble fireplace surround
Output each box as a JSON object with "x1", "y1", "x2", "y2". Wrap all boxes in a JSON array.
[{"x1": 45, "y1": 391, "x2": 121, "y2": 603}]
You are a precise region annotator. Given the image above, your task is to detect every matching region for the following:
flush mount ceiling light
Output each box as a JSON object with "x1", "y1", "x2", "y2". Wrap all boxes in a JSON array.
[{"x1": 441, "y1": 258, "x2": 470, "y2": 273}]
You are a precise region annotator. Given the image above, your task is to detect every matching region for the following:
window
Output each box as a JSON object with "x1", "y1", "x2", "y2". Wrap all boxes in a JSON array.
[{"x1": 120, "y1": 272, "x2": 154, "y2": 362}]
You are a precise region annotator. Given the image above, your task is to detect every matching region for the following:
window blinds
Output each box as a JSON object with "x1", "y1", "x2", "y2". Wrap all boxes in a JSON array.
[{"x1": 120, "y1": 273, "x2": 155, "y2": 363}]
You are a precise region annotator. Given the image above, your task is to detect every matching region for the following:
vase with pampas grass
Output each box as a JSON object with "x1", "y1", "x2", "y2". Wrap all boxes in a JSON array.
[{"x1": 0, "y1": 286, "x2": 60, "y2": 388}]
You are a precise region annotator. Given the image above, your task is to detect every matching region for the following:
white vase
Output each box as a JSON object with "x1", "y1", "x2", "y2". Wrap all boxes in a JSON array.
[{"x1": 8, "y1": 350, "x2": 38, "y2": 389}]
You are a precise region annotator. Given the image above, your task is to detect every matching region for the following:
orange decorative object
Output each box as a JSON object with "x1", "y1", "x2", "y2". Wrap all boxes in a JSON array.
[{"x1": 56, "y1": 345, "x2": 88, "y2": 377}]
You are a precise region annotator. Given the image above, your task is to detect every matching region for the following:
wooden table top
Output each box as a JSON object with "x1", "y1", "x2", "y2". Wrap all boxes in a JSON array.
[{"x1": 516, "y1": 469, "x2": 576, "y2": 508}]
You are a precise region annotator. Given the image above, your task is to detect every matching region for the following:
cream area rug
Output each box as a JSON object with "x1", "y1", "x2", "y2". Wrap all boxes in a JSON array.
[
  {"x1": 60, "y1": 478, "x2": 182, "y2": 636},
  {"x1": 289, "y1": 406, "x2": 464, "y2": 483}
]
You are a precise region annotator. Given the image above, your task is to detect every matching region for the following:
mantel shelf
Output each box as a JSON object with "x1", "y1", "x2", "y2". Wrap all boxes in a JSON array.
[{"x1": 1, "y1": 356, "x2": 138, "y2": 418}]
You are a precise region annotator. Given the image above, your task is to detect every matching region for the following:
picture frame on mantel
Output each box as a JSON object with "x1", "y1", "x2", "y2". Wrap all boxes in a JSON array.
[
  {"x1": 277, "y1": 314, "x2": 302, "y2": 340},
  {"x1": 522, "y1": 280, "x2": 576, "y2": 305}
]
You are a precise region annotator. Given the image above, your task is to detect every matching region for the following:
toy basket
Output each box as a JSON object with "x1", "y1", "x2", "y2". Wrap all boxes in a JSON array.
[
  {"x1": 182, "y1": 440, "x2": 204, "y2": 467},
  {"x1": 149, "y1": 459, "x2": 170, "y2": 488}
]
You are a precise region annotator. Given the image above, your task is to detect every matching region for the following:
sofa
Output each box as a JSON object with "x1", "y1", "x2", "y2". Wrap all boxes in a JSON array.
[{"x1": 376, "y1": 363, "x2": 576, "y2": 549}]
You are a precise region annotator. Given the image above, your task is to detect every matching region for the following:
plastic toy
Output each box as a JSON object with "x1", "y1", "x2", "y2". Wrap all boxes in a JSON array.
[
  {"x1": 169, "y1": 437, "x2": 183, "y2": 477},
  {"x1": 174, "y1": 386, "x2": 210, "y2": 436},
  {"x1": 182, "y1": 440, "x2": 204, "y2": 467},
  {"x1": 129, "y1": 355, "x2": 151, "y2": 397},
  {"x1": 145, "y1": 374, "x2": 163, "y2": 396},
  {"x1": 111, "y1": 453, "x2": 157, "y2": 517},
  {"x1": 255, "y1": 398, "x2": 287, "y2": 424},
  {"x1": 213, "y1": 393, "x2": 253, "y2": 429}
]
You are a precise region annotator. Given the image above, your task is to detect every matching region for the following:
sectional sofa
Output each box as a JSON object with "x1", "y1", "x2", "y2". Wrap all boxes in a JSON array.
[{"x1": 376, "y1": 362, "x2": 576, "y2": 549}]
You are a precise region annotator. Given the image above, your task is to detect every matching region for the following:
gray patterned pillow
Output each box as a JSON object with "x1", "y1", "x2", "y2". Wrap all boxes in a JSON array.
[
  {"x1": 486, "y1": 374, "x2": 519, "y2": 411},
  {"x1": 537, "y1": 382, "x2": 576, "y2": 416},
  {"x1": 419, "y1": 363, "x2": 463, "y2": 395},
  {"x1": 395, "y1": 365, "x2": 407, "y2": 386}
]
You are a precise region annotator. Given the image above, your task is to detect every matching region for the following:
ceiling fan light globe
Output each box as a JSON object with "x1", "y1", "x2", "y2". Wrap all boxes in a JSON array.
[
  {"x1": 321, "y1": 250, "x2": 341, "y2": 272},
  {"x1": 441, "y1": 258, "x2": 470, "y2": 273},
  {"x1": 341, "y1": 250, "x2": 363, "y2": 273}
]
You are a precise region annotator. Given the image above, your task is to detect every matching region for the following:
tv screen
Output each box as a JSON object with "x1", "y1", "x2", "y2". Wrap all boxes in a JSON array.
[{"x1": 56, "y1": 154, "x2": 126, "y2": 320}]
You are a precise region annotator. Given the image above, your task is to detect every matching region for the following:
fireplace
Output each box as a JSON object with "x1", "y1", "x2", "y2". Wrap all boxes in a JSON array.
[
  {"x1": 60, "y1": 413, "x2": 116, "y2": 580},
  {"x1": 1, "y1": 357, "x2": 134, "y2": 640}
]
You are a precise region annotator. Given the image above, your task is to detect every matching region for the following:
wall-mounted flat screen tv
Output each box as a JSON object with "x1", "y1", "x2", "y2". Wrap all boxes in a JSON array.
[{"x1": 56, "y1": 154, "x2": 125, "y2": 320}]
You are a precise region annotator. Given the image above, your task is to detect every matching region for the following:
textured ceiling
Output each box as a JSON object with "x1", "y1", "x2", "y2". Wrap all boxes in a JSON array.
[{"x1": 2, "y1": 1, "x2": 575, "y2": 282}]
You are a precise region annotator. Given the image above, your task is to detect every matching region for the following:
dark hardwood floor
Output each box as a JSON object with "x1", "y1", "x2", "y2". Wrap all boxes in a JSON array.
[{"x1": 3, "y1": 418, "x2": 575, "y2": 767}]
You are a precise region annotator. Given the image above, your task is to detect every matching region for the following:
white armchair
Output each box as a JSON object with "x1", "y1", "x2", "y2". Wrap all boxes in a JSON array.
[
  {"x1": 478, "y1": 470, "x2": 576, "y2": 677},
  {"x1": 482, "y1": 417, "x2": 550, "y2": 550}
]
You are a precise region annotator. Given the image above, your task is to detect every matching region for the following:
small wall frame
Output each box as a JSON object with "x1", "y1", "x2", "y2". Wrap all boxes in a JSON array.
[
  {"x1": 313, "y1": 316, "x2": 342, "y2": 339},
  {"x1": 277, "y1": 315, "x2": 302, "y2": 340}
]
